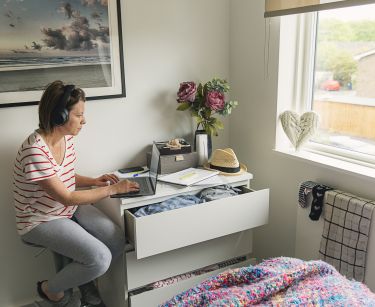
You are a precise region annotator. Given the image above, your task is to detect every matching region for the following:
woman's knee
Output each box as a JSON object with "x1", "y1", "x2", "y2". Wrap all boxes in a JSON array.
[{"x1": 87, "y1": 246, "x2": 112, "y2": 276}]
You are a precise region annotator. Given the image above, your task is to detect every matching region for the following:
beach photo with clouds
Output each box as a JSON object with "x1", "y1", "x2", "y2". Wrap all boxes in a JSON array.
[{"x1": 0, "y1": 0, "x2": 114, "y2": 94}]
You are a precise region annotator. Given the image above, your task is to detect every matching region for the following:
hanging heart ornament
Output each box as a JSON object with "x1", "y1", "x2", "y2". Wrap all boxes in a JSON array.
[{"x1": 279, "y1": 111, "x2": 319, "y2": 150}]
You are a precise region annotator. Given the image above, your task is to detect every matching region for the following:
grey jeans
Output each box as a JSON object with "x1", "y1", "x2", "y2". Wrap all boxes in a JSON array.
[{"x1": 22, "y1": 205, "x2": 125, "y2": 293}]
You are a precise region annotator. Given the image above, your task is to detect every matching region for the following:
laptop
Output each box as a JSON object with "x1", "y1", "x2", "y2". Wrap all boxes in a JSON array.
[{"x1": 110, "y1": 143, "x2": 160, "y2": 198}]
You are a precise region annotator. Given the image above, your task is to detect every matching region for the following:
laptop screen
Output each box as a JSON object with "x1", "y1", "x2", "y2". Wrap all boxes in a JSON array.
[{"x1": 149, "y1": 143, "x2": 160, "y2": 190}]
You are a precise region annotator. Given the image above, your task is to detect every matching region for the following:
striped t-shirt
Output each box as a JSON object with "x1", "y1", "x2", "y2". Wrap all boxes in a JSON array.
[{"x1": 13, "y1": 131, "x2": 77, "y2": 235}]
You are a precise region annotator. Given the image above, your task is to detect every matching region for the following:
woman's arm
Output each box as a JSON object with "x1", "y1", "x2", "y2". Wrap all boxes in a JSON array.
[
  {"x1": 75, "y1": 173, "x2": 119, "y2": 188},
  {"x1": 38, "y1": 176, "x2": 139, "y2": 206}
]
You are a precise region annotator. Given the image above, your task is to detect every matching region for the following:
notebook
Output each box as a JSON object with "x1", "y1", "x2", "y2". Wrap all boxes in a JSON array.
[
  {"x1": 158, "y1": 167, "x2": 219, "y2": 186},
  {"x1": 110, "y1": 143, "x2": 160, "y2": 198}
]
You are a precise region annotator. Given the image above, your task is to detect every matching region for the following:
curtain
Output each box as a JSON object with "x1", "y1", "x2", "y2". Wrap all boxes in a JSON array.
[{"x1": 265, "y1": 0, "x2": 375, "y2": 17}]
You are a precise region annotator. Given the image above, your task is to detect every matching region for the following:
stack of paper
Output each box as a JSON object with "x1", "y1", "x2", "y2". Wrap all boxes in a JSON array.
[{"x1": 158, "y1": 168, "x2": 219, "y2": 186}]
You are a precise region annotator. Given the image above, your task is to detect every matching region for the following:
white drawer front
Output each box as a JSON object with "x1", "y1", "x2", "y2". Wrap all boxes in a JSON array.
[
  {"x1": 126, "y1": 230, "x2": 252, "y2": 291},
  {"x1": 125, "y1": 187, "x2": 269, "y2": 259},
  {"x1": 129, "y1": 258, "x2": 255, "y2": 307}
]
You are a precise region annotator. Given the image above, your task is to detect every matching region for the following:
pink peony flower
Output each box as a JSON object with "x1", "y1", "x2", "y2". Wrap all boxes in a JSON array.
[
  {"x1": 177, "y1": 82, "x2": 197, "y2": 103},
  {"x1": 205, "y1": 91, "x2": 225, "y2": 111}
]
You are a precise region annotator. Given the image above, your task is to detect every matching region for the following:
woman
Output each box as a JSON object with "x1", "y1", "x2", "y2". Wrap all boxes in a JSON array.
[{"x1": 13, "y1": 81, "x2": 139, "y2": 306}]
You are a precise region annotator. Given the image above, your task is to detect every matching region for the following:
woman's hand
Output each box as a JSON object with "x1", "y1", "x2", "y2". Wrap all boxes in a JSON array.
[
  {"x1": 112, "y1": 179, "x2": 140, "y2": 194},
  {"x1": 94, "y1": 173, "x2": 119, "y2": 186}
]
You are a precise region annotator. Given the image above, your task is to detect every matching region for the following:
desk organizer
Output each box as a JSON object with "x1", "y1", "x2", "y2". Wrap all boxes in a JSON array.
[
  {"x1": 147, "y1": 151, "x2": 198, "y2": 174},
  {"x1": 155, "y1": 140, "x2": 191, "y2": 155}
]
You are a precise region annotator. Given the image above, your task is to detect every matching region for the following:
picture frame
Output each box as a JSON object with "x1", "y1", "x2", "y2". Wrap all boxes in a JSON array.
[{"x1": 0, "y1": 0, "x2": 125, "y2": 108}]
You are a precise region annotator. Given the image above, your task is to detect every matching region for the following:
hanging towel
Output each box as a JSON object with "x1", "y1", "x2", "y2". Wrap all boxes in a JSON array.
[
  {"x1": 298, "y1": 181, "x2": 332, "y2": 220},
  {"x1": 309, "y1": 184, "x2": 333, "y2": 221},
  {"x1": 298, "y1": 181, "x2": 318, "y2": 208},
  {"x1": 319, "y1": 190, "x2": 375, "y2": 282}
]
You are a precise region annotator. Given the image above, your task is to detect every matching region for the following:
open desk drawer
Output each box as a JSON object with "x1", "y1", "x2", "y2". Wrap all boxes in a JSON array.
[
  {"x1": 124, "y1": 187, "x2": 269, "y2": 259},
  {"x1": 128, "y1": 258, "x2": 255, "y2": 307}
]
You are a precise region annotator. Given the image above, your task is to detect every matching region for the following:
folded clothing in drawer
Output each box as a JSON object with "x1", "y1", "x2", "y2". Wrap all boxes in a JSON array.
[
  {"x1": 199, "y1": 185, "x2": 242, "y2": 202},
  {"x1": 151, "y1": 256, "x2": 247, "y2": 289},
  {"x1": 129, "y1": 256, "x2": 247, "y2": 296},
  {"x1": 131, "y1": 185, "x2": 242, "y2": 217},
  {"x1": 132, "y1": 195, "x2": 201, "y2": 217}
]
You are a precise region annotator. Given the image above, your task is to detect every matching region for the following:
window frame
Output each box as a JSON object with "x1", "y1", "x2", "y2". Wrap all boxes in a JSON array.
[{"x1": 290, "y1": 9, "x2": 375, "y2": 167}]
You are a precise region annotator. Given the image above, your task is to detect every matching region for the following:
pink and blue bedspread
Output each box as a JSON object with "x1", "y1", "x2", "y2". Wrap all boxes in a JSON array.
[{"x1": 160, "y1": 257, "x2": 375, "y2": 306}]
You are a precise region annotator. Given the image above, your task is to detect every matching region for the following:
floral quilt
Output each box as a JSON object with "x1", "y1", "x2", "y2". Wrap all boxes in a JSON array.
[{"x1": 160, "y1": 257, "x2": 375, "y2": 306}]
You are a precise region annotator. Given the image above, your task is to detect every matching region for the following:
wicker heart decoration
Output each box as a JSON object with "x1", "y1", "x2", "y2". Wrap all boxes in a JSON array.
[{"x1": 280, "y1": 111, "x2": 319, "y2": 150}]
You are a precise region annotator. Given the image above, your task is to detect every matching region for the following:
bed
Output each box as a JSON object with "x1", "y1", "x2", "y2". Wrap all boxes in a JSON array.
[{"x1": 159, "y1": 257, "x2": 375, "y2": 306}]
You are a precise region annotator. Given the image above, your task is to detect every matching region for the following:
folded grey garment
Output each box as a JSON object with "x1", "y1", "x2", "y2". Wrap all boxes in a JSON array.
[{"x1": 199, "y1": 184, "x2": 241, "y2": 202}]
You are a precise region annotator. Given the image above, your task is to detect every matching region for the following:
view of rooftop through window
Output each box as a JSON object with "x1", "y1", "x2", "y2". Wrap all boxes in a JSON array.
[{"x1": 311, "y1": 3, "x2": 375, "y2": 157}]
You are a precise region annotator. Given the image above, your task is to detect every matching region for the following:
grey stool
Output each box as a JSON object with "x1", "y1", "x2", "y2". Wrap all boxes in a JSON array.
[
  {"x1": 23, "y1": 240, "x2": 103, "y2": 307},
  {"x1": 22, "y1": 240, "x2": 78, "y2": 306},
  {"x1": 22, "y1": 239, "x2": 71, "y2": 272}
]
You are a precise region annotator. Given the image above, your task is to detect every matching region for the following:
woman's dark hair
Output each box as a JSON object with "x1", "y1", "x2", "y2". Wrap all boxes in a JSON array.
[{"x1": 38, "y1": 80, "x2": 86, "y2": 132}]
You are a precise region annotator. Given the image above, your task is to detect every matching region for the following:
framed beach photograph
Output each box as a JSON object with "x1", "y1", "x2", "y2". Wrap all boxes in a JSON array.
[{"x1": 0, "y1": 0, "x2": 125, "y2": 108}]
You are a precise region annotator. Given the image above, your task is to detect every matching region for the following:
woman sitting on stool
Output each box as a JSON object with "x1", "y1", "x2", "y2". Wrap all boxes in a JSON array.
[{"x1": 13, "y1": 80, "x2": 139, "y2": 306}]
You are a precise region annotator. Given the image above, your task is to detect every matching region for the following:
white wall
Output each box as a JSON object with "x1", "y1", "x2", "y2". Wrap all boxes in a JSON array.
[
  {"x1": 229, "y1": 0, "x2": 296, "y2": 259},
  {"x1": 1, "y1": 1, "x2": 230, "y2": 305},
  {"x1": 229, "y1": 0, "x2": 375, "y2": 291}
]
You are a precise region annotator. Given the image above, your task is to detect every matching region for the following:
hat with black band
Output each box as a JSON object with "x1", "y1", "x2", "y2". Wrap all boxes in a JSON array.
[{"x1": 203, "y1": 148, "x2": 247, "y2": 176}]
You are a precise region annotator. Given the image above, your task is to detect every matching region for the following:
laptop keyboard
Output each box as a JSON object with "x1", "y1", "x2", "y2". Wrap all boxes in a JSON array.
[{"x1": 131, "y1": 177, "x2": 151, "y2": 193}]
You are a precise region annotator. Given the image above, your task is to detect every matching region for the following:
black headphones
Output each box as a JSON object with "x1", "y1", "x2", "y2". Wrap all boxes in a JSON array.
[{"x1": 52, "y1": 84, "x2": 75, "y2": 126}]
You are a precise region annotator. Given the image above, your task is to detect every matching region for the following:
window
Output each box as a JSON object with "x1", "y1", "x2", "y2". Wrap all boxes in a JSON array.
[{"x1": 305, "y1": 4, "x2": 375, "y2": 164}]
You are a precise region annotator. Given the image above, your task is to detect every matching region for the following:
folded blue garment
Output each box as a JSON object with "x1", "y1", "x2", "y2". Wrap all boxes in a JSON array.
[
  {"x1": 132, "y1": 185, "x2": 241, "y2": 217},
  {"x1": 133, "y1": 195, "x2": 201, "y2": 217}
]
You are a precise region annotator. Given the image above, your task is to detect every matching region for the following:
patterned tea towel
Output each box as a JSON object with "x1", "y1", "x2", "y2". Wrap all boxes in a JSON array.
[{"x1": 319, "y1": 190, "x2": 375, "y2": 281}]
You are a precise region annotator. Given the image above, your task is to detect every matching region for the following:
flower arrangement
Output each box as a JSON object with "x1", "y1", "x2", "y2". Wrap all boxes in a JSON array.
[{"x1": 176, "y1": 78, "x2": 238, "y2": 136}]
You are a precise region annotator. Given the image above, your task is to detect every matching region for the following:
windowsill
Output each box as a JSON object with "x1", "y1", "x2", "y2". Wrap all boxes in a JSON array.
[{"x1": 273, "y1": 148, "x2": 375, "y2": 181}]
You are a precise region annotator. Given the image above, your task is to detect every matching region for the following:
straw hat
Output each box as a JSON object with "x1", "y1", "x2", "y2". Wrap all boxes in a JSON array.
[{"x1": 203, "y1": 148, "x2": 247, "y2": 176}]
